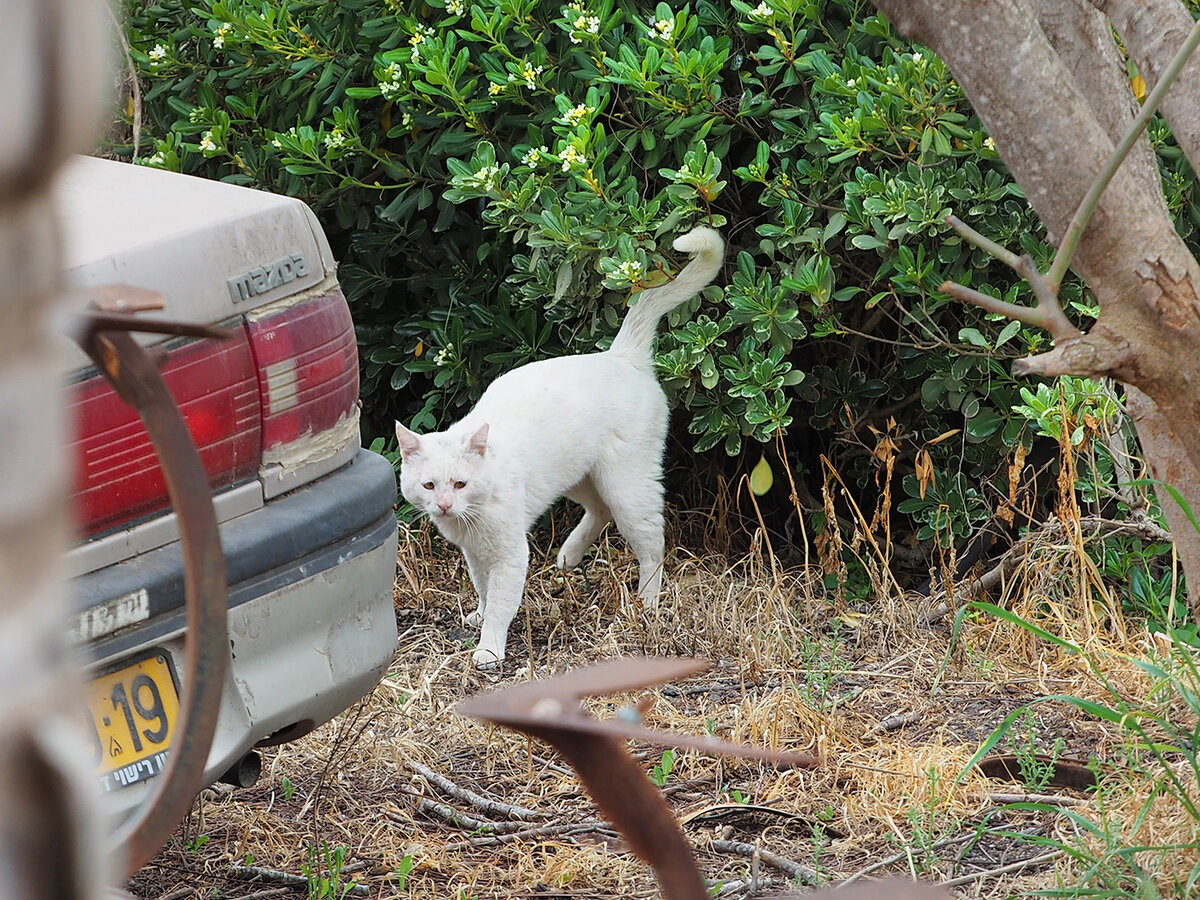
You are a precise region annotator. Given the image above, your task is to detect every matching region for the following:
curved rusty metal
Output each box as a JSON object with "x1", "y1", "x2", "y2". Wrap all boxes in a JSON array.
[
  {"x1": 74, "y1": 292, "x2": 232, "y2": 876},
  {"x1": 456, "y1": 657, "x2": 818, "y2": 900}
]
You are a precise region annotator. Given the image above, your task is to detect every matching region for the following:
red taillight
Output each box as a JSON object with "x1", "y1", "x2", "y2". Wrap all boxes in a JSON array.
[
  {"x1": 68, "y1": 290, "x2": 358, "y2": 539},
  {"x1": 245, "y1": 290, "x2": 358, "y2": 452},
  {"x1": 70, "y1": 332, "x2": 261, "y2": 536}
]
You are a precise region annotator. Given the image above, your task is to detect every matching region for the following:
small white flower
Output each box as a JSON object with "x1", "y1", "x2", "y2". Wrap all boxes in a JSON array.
[
  {"x1": 749, "y1": 2, "x2": 773, "y2": 20},
  {"x1": 213, "y1": 23, "x2": 233, "y2": 49},
  {"x1": 652, "y1": 17, "x2": 674, "y2": 41},
  {"x1": 379, "y1": 62, "x2": 405, "y2": 99},
  {"x1": 559, "y1": 144, "x2": 583, "y2": 171},
  {"x1": 446, "y1": 0, "x2": 465, "y2": 14},
  {"x1": 559, "y1": 103, "x2": 591, "y2": 126},
  {"x1": 569, "y1": 11, "x2": 600, "y2": 42},
  {"x1": 521, "y1": 62, "x2": 544, "y2": 88},
  {"x1": 433, "y1": 347, "x2": 451, "y2": 366},
  {"x1": 270, "y1": 137, "x2": 283, "y2": 149},
  {"x1": 522, "y1": 145, "x2": 549, "y2": 168},
  {"x1": 473, "y1": 164, "x2": 502, "y2": 191},
  {"x1": 324, "y1": 128, "x2": 348, "y2": 150},
  {"x1": 912, "y1": 52, "x2": 923, "y2": 63},
  {"x1": 846, "y1": 78, "x2": 857, "y2": 89},
  {"x1": 616, "y1": 260, "x2": 644, "y2": 282},
  {"x1": 489, "y1": 82, "x2": 504, "y2": 96},
  {"x1": 983, "y1": 136, "x2": 996, "y2": 151},
  {"x1": 409, "y1": 25, "x2": 434, "y2": 61},
  {"x1": 198, "y1": 130, "x2": 218, "y2": 153},
  {"x1": 148, "y1": 44, "x2": 167, "y2": 64}
]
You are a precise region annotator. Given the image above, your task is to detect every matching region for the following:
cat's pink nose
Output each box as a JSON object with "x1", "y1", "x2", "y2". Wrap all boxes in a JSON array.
[{"x1": 437, "y1": 500, "x2": 453, "y2": 513}]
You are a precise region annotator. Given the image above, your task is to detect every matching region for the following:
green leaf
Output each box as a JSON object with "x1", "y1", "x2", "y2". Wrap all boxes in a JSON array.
[{"x1": 749, "y1": 454, "x2": 774, "y2": 495}]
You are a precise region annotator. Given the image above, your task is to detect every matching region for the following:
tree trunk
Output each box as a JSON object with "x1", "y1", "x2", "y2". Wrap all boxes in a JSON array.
[{"x1": 871, "y1": 0, "x2": 1200, "y2": 614}]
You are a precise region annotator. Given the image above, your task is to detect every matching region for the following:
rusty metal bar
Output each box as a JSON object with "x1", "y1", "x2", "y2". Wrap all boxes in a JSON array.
[{"x1": 74, "y1": 296, "x2": 233, "y2": 877}]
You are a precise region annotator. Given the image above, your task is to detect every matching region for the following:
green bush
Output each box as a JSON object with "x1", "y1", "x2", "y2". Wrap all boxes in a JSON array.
[{"x1": 116, "y1": 0, "x2": 1187, "y2": 552}]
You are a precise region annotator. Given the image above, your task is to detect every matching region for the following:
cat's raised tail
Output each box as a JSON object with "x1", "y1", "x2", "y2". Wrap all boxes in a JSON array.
[{"x1": 607, "y1": 226, "x2": 724, "y2": 372}]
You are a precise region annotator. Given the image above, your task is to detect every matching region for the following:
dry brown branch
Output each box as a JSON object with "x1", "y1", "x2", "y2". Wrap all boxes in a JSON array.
[
  {"x1": 939, "y1": 849, "x2": 1064, "y2": 887},
  {"x1": 709, "y1": 838, "x2": 819, "y2": 885},
  {"x1": 442, "y1": 821, "x2": 613, "y2": 851},
  {"x1": 228, "y1": 864, "x2": 370, "y2": 896},
  {"x1": 921, "y1": 512, "x2": 1175, "y2": 624},
  {"x1": 839, "y1": 832, "x2": 979, "y2": 887},
  {"x1": 225, "y1": 889, "x2": 292, "y2": 900},
  {"x1": 986, "y1": 791, "x2": 1090, "y2": 807},
  {"x1": 405, "y1": 759, "x2": 545, "y2": 821},
  {"x1": 400, "y1": 797, "x2": 522, "y2": 834}
]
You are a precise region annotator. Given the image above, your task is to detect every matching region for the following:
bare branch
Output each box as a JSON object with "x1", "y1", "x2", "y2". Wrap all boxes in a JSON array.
[
  {"x1": 1011, "y1": 330, "x2": 1132, "y2": 378},
  {"x1": 939, "y1": 280, "x2": 1075, "y2": 340},
  {"x1": 944, "y1": 214, "x2": 1022, "y2": 269},
  {"x1": 942, "y1": 217, "x2": 1082, "y2": 343}
]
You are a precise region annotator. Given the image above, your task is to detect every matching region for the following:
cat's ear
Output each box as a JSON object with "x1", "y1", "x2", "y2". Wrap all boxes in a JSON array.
[
  {"x1": 395, "y1": 421, "x2": 423, "y2": 461},
  {"x1": 466, "y1": 423, "x2": 489, "y2": 457}
]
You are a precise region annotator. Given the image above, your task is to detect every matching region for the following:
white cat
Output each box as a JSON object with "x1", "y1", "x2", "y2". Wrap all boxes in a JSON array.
[{"x1": 395, "y1": 226, "x2": 724, "y2": 667}]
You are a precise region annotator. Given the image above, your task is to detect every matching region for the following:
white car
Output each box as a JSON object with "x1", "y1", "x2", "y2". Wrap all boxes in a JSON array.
[{"x1": 56, "y1": 157, "x2": 399, "y2": 819}]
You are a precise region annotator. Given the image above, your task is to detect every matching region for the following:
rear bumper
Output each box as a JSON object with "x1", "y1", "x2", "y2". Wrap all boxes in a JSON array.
[{"x1": 71, "y1": 448, "x2": 399, "y2": 820}]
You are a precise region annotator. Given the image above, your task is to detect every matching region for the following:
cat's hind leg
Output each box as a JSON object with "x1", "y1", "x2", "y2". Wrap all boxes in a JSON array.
[
  {"x1": 557, "y1": 476, "x2": 613, "y2": 570},
  {"x1": 594, "y1": 465, "x2": 666, "y2": 611},
  {"x1": 473, "y1": 537, "x2": 530, "y2": 669}
]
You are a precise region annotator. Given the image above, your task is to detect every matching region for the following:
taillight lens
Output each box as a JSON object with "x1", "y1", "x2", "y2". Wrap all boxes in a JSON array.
[
  {"x1": 70, "y1": 332, "x2": 261, "y2": 536},
  {"x1": 245, "y1": 290, "x2": 358, "y2": 453},
  {"x1": 68, "y1": 289, "x2": 358, "y2": 539}
]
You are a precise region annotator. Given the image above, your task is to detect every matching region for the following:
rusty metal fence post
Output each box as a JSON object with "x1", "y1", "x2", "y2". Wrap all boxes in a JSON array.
[{"x1": 0, "y1": 1, "x2": 113, "y2": 898}]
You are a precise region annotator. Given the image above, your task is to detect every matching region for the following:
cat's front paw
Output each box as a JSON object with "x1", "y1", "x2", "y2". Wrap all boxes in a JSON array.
[
  {"x1": 472, "y1": 646, "x2": 504, "y2": 670},
  {"x1": 465, "y1": 609, "x2": 483, "y2": 627},
  {"x1": 556, "y1": 542, "x2": 585, "y2": 571}
]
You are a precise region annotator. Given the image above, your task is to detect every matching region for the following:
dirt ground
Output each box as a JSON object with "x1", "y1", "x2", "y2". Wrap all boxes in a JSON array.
[{"x1": 125, "y1": 517, "x2": 1158, "y2": 899}]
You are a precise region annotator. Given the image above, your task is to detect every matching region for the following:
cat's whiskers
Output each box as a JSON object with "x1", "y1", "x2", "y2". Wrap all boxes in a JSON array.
[{"x1": 457, "y1": 506, "x2": 485, "y2": 542}]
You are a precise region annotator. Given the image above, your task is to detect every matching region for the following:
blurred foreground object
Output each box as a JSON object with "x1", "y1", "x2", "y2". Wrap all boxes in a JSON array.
[{"x1": 0, "y1": 0, "x2": 111, "y2": 897}]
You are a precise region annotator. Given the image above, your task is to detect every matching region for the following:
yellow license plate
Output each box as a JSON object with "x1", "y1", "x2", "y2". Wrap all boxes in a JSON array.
[{"x1": 85, "y1": 652, "x2": 180, "y2": 792}]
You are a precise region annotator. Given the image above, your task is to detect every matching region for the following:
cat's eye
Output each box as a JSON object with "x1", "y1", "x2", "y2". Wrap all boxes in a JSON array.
[
  {"x1": 454, "y1": 480, "x2": 467, "y2": 489},
  {"x1": 422, "y1": 481, "x2": 435, "y2": 490}
]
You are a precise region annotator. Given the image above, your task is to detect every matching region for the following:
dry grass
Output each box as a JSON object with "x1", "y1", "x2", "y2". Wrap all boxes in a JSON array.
[{"x1": 127, "y1": 510, "x2": 1200, "y2": 899}]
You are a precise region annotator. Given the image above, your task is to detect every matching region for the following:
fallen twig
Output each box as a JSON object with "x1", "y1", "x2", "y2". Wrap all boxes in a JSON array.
[
  {"x1": 228, "y1": 864, "x2": 370, "y2": 896},
  {"x1": 939, "y1": 850, "x2": 1063, "y2": 888},
  {"x1": 870, "y1": 710, "x2": 924, "y2": 735},
  {"x1": 710, "y1": 838, "x2": 819, "y2": 885},
  {"x1": 399, "y1": 797, "x2": 524, "y2": 834},
  {"x1": 406, "y1": 758, "x2": 545, "y2": 821},
  {"x1": 224, "y1": 888, "x2": 293, "y2": 900},
  {"x1": 987, "y1": 791, "x2": 1090, "y2": 808},
  {"x1": 443, "y1": 820, "x2": 615, "y2": 851},
  {"x1": 839, "y1": 832, "x2": 979, "y2": 886}
]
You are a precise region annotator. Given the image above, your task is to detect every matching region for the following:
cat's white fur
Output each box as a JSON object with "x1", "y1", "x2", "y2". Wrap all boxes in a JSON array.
[{"x1": 395, "y1": 227, "x2": 724, "y2": 667}]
